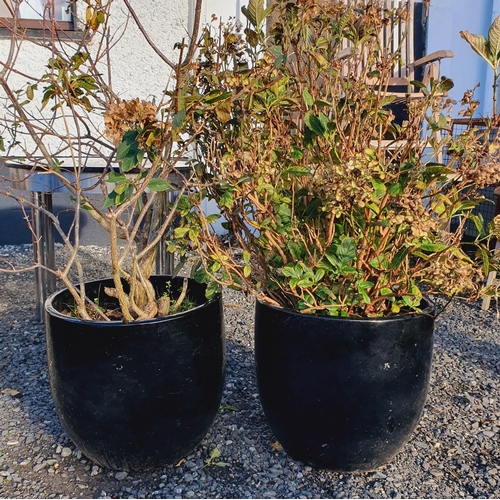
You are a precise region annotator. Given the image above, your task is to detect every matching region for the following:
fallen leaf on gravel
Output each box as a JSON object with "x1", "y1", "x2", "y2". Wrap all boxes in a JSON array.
[
  {"x1": 271, "y1": 441, "x2": 283, "y2": 452},
  {"x1": 1, "y1": 388, "x2": 21, "y2": 398}
]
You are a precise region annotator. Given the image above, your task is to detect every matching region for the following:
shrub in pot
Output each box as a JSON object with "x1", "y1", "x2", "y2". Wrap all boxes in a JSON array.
[
  {"x1": 173, "y1": 0, "x2": 500, "y2": 470},
  {"x1": 0, "y1": 0, "x2": 225, "y2": 471}
]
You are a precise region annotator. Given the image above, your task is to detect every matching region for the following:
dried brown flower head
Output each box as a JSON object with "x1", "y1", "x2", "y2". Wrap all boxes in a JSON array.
[{"x1": 104, "y1": 98, "x2": 157, "y2": 145}]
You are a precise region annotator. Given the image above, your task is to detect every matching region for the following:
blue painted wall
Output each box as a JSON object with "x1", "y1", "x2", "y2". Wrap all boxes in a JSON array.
[{"x1": 428, "y1": 0, "x2": 498, "y2": 117}]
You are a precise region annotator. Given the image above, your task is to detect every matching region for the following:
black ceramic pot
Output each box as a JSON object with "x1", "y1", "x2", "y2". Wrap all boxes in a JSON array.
[
  {"x1": 45, "y1": 276, "x2": 225, "y2": 471},
  {"x1": 254, "y1": 300, "x2": 434, "y2": 471}
]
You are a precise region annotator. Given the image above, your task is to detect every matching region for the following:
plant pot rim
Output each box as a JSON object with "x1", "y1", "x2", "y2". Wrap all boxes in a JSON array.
[
  {"x1": 45, "y1": 275, "x2": 220, "y2": 326},
  {"x1": 256, "y1": 297, "x2": 435, "y2": 322}
]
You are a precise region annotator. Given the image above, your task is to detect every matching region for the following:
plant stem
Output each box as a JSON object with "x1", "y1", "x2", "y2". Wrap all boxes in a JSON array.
[{"x1": 494, "y1": 68, "x2": 498, "y2": 120}]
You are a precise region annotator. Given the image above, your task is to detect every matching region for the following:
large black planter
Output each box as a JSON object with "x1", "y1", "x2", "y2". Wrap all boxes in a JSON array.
[
  {"x1": 45, "y1": 276, "x2": 225, "y2": 471},
  {"x1": 254, "y1": 300, "x2": 434, "y2": 471}
]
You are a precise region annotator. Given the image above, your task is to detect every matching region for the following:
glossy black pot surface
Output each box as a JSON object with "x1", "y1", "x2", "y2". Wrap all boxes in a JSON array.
[
  {"x1": 254, "y1": 300, "x2": 434, "y2": 471},
  {"x1": 45, "y1": 276, "x2": 225, "y2": 471}
]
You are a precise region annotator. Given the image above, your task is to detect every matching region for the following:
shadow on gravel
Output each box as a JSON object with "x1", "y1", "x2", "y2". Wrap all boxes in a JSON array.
[
  {"x1": 2, "y1": 290, "x2": 500, "y2": 498},
  {"x1": 0, "y1": 205, "x2": 88, "y2": 245},
  {"x1": 0, "y1": 320, "x2": 273, "y2": 467}
]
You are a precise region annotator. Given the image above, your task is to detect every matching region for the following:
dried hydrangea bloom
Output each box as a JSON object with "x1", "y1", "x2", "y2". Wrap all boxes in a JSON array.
[
  {"x1": 490, "y1": 214, "x2": 500, "y2": 238},
  {"x1": 104, "y1": 98, "x2": 157, "y2": 145}
]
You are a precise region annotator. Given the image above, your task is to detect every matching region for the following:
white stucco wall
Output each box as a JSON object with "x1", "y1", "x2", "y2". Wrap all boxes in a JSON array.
[
  {"x1": 0, "y1": 0, "x2": 248, "y2": 155},
  {"x1": 101, "y1": 0, "x2": 246, "y2": 99},
  {"x1": 0, "y1": 0, "x2": 246, "y2": 104}
]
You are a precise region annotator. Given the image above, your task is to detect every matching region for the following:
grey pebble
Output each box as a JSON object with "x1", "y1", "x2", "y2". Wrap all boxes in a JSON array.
[{"x1": 0, "y1": 244, "x2": 500, "y2": 498}]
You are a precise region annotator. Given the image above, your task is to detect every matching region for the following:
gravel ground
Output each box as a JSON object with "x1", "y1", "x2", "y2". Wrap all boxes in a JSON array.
[{"x1": 0, "y1": 243, "x2": 500, "y2": 499}]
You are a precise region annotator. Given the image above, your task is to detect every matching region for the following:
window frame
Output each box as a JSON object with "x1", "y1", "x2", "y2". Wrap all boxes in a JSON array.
[{"x1": 0, "y1": 0, "x2": 77, "y2": 37}]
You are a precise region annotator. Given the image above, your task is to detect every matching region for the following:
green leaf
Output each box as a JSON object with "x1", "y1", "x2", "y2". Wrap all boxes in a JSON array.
[
  {"x1": 80, "y1": 96, "x2": 93, "y2": 112},
  {"x1": 296, "y1": 278, "x2": 314, "y2": 288},
  {"x1": 103, "y1": 183, "x2": 134, "y2": 208},
  {"x1": 422, "y1": 164, "x2": 455, "y2": 181},
  {"x1": 460, "y1": 31, "x2": 494, "y2": 69},
  {"x1": 418, "y1": 241, "x2": 447, "y2": 253},
  {"x1": 391, "y1": 303, "x2": 401, "y2": 314},
  {"x1": 205, "y1": 281, "x2": 221, "y2": 300},
  {"x1": 114, "y1": 183, "x2": 133, "y2": 206},
  {"x1": 243, "y1": 265, "x2": 251, "y2": 277},
  {"x1": 337, "y1": 237, "x2": 356, "y2": 265},
  {"x1": 174, "y1": 227, "x2": 190, "y2": 238},
  {"x1": 220, "y1": 190, "x2": 233, "y2": 208},
  {"x1": 378, "y1": 95, "x2": 396, "y2": 107},
  {"x1": 41, "y1": 88, "x2": 55, "y2": 110},
  {"x1": 370, "y1": 178, "x2": 386, "y2": 200},
  {"x1": 204, "y1": 90, "x2": 232, "y2": 104},
  {"x1": 116, "y1": 130, "x2": 144, "y2": 172},
  {"x1": 243, "y1": 250, "x2": 251, "y2": 264},
  {"x1": 478, "y1": 245, "x2": 491, "y2": 275},
  {"x1": 286, "y1": 241, "x2": 303, "y2": 260},
  {"x1": 176, "y1": 194, "x2": 193, "y2": 215},
  {"x1": 315, "y1": 269, "x2": 325, "y2": 283},
  {"x1": 321, "y1": 252, "x2": 340, "y2": 271},
  {"x1": 318, "y1": 112, "x2": 329, "y2": 133},
  {"x1": 388, "y1": 182, "x2": 403, "y2": 196},
  {"x1": 270, "y1": 46, "x2": 287, "y2": 68},
  {"x1": 410, "y1": 280, "x2": 423, "y2": 302},
  {"x1": 220, "y1": 403, "x2": 240, "y2": 412},
  {"x1": 194, "y1": 267, "x2": 211, "y2": 284},
  {"x1": 106, "y1": 171, "x2": 127, "y2": 183},
  {"x1": 370, "y1": 255, "x2": 389, "y2": 270},
  {"x1": 304, "y1": 111, "x2": 327, "y2": 137},
  {"x1": 282, "y1": 166, "x2": 310, "y2": 177},
  {"x1": 290, "y1": 147, "x2": 304, "y2": 160},
  {"x1": 437, "y1": 77, "x2": 454, "y2": 94},
  {"x1": 103, "y1": 191, "x2": 117, "y2": 209},
  {"x1": 114, "y1": 180, "x2": 130, "y2": 195},
  {"x1": 241, "y1": 0, "x2": 273, "y2": 32},
  {"x1": 402, "y1": 295, "x2": 419, "y2": 308},
  {"x1": 172, "y1": 108, "x2": 186, "y2": 127},
  {"x1": 411, "y1": 80, "x2": 428, "y2": 92},
  {"x1": 314, "y1": 99, "x2": 332, "y2": 107},
  {"x1": 357, "y1": 280, "x2": 374, "y2": 291},
  {"x1": 303, "y1": 88, "x2": 314, "y2": 107},
  {"x1": 77, "y1": 76, "x2": 99, "y2": 91},
  {"x1": 147, "y1": 178, "x2": 174, "y2": 192},
  {"x1": 488, "y1": 14, "x2": 500, "y2": 68},
  {"x1": 390, "y1": 247, "x2": 409, "y2": 269},
  {"x1": 282, "y1": 264, "x2": 300, "y2": 278},
  {"x1": 96, "y1": 10, "x2": 105, "y2": 23},
  {"x1": 356, "y1": 280, "x2": 373, "y2": 304},
  {"x1": 470, "y1": 213, "x2": 485, "y2": 236}
]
